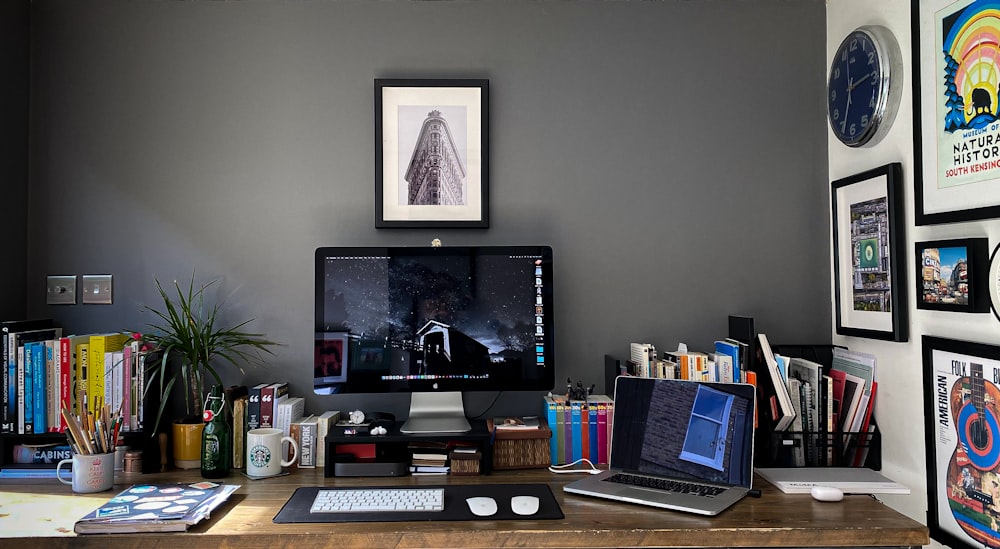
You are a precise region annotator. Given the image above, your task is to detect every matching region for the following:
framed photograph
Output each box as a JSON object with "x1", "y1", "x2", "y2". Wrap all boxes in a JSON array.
[
  {"x1": 375, "y1": 78, "x2": 489, "y2": 228},
  {"x1": 915, "y1": 237, "x2": 990, "y2": 312},
  {"x1": 922, "y1": 335, "x2": 1000, "y2": 549},
  {"x1": 313, "y1": 332, "x2": 348, "y2": 389},
  {"x1": 913, "y1": 0, "x2": 1000, "y2": 225},
  {"x1": 831, "y1": 163, "x2": 907, "y2": 341}
]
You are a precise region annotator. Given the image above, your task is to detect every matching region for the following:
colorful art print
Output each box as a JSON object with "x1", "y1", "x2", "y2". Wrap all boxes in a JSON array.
[
  {"x1": 922, "y1": 336, "x2": 1000, "y2": 549},
  {"x1": 831, "y1": 163, "x2": 907, "y2": 341},
  {"x1": 915, "y1": 238, "x2": 991, "y2": 312},
  {"x1": 375, "y1": 78, "x2": 489, "y2": 228},
  {"x1": 914, "y1": 0, "x2": 1000, "y2": 224}
]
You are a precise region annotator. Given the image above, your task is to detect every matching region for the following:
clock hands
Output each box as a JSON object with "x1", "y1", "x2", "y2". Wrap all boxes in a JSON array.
[{"x1": 848, "y1": 72, "x2": 872, "y2": 92}]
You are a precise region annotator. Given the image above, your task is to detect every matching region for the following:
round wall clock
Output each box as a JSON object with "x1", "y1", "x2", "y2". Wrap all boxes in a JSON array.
[
  {"x1": 827, "y1": 25, "x2": 903, "y2": 148},
  {"x1": 988, "y1": 242, "x2": 1000, "y2": 321}
]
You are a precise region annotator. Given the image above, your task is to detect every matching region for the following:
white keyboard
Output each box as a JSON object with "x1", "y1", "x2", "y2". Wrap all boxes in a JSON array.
[{"x1": 309, "y1": 487, "x2": 445, "y2": 513}]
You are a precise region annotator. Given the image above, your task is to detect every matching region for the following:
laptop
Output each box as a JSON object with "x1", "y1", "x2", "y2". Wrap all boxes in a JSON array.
[{"x1": 564, "y1": 376, "x2": 756, "y2": 516}]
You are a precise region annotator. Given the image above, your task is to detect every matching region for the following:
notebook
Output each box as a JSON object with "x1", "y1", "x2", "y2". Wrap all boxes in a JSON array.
[{"x1": 564, "y1": 376, "x2": 756, "y2": 516}]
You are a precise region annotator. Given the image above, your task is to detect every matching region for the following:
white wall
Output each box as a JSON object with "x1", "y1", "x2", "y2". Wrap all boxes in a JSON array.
[{"x1": 828, "y1": 2, "x2": 1000, "y2": 545}]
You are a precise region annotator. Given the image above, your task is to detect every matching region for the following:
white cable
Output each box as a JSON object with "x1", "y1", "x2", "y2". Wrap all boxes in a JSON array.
[{"x1": 548, "y1": 458, "x2": 602, "y2": 474}]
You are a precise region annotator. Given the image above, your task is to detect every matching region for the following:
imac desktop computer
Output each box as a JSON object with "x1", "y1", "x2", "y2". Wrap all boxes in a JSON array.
[{"x1": 314, "y1": 245, "x2": 555, "y2": 434}]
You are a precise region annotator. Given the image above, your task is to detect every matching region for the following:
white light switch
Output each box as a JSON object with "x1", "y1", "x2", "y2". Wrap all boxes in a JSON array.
[{"x1": 81, "y1": 274, "x2": 113, "y2": 304}]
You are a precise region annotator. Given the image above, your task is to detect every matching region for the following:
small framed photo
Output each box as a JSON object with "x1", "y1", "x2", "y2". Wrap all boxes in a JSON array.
[
  {"x1": 375, "y1": 78, "x2": 489, "y2": 228},
  {"x1": 915, "y1": 238, "x2": 989, "y2": 313},
  {"x1": 922, "y1": 335, "x2": 1000, "y2": 549},
  {"x1": 314, "y1": 332, "x2": 349, "y2": 387},
  {"x1": 831, "y1": 163, "x2": 907, "y2": 342}
]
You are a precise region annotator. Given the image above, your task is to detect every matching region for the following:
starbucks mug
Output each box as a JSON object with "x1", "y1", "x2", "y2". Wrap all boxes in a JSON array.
[
  {"x1": 56, "y1": 452, "x2": 115, "y2": 493},
  {"x1": 246, "y1": 428, "x2": 298, "y2": 477}
]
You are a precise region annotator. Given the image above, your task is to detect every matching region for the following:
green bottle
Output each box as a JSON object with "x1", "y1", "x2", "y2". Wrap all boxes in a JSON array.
[{"x1": 201, "y1": 384, "x2": 231, "y2": 478}]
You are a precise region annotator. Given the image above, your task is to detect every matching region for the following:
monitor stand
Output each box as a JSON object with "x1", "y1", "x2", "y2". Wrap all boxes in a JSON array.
[{"x1": 400, "y1": 391, "x2": 472, "y2": 434}]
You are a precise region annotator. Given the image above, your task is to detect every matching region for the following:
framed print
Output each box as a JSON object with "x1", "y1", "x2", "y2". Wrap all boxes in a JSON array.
[
  {"x1": 375, "y1": 78, "x2": 489, "y2": 228},
  {"x1": 313, "y1": 332, "x2": 349, "y2": 390},
  {"x1": 913, "y1": 0, "x2": 1000, "y2": 225},
  {"x1": 832, "y1": 163, "x2": 907, "y2": 341},
  {"x1": 922, "y1": 335, "x2": 1000, "y2": 549},
  {"x1": 915, "y1": 237, "x2": 990, "y2": 312}
]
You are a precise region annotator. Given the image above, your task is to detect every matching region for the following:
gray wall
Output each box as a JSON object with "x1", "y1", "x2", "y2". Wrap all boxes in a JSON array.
[
  {"x1": 24, "y1": 0, "x2": 829, "y2": 418},
  {"x1": 1, "y1": 0, "x2": 29, "y2": 321}
]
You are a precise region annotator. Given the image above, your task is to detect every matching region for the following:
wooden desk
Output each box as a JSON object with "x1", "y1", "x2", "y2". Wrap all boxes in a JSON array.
[{"x1": 0, "y1": 468, "x2": 928, "y2": 548}]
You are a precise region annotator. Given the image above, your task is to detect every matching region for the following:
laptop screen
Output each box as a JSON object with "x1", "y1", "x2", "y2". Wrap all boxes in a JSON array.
[{"x1": 610, "y1": 377, "x2": 755, "y2": 488}]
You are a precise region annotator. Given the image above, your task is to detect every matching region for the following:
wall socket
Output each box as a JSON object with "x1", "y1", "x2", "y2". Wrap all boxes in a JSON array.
[
  {"x1": 46, "y1": 275, "x2": 77, "y2": 305},
  {"x1": 81, "y1": 274, "x2": 113, "y2": 304}
]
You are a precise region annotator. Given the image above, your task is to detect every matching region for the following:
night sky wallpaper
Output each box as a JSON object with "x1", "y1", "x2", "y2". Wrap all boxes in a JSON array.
[{"x1": 316, "y1": 248, "x2": 550, "y2": 392}]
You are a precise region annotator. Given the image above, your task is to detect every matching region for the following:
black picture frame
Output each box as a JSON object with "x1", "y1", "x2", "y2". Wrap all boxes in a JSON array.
[
  {"x1": 831, "y1": 163, "x2": 907, "y2": 342},
  {"x1": 922, "y1": 335, "x2": 1000, "y2": 549},
  {"x1": 374, "y1": 78, "x2": 489, "y2": 228},
  {"x1": 915, "y1": 237, "x2": 989, "y2": 313},
  {"x1": 913, "y1": 0, "x2": 1000, "y2": 225}
]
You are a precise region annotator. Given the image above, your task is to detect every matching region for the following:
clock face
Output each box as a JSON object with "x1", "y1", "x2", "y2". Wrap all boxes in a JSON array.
[
  {"x1": 828, "y1": 27, "x2": 897, "y2": 147},
  {"x1": 988, "y1": 243, "x2": 1000, "y2": 322}
]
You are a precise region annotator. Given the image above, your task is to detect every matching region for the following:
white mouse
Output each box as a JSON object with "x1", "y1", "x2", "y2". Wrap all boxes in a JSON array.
[
  {"x1": 466, "y1": 496, "x2": 498, "y2": 516},
  {"x1": 810, "y1": 485, "x2": 844, "y2": 502},
  {"x1": 510, "y1": 495, "x2": 540, "y2": 516}
]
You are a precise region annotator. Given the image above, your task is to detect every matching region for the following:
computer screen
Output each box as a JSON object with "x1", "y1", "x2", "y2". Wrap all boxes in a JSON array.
[{"x1": 314, "y1": 245, "x2": 555, "y2": 432}]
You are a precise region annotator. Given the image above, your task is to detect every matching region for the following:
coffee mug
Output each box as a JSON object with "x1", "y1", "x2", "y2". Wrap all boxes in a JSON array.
[
  {"x1": 246, "y1": 428, "x2": 298, "y2": 477},
  {"x1": 56, "y1": 452, "x2": 115, "y2": 493}
]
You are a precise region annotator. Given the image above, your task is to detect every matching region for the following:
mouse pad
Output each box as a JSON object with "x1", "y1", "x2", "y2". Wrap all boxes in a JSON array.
[{"x1": 273, "y1": 483, "x2": 563, "y2": 523}]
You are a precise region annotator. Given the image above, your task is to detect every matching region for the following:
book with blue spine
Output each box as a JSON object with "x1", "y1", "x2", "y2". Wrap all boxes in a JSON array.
[
  {"x1": 714, "y1": 339, "x2": 741, "y2": 383},
  {"x1": 570, "y1": 400, "x2": 583, "y2": 462},
  {"x1": 32, "y1": 340, "x2": 47, "y2": 434}
]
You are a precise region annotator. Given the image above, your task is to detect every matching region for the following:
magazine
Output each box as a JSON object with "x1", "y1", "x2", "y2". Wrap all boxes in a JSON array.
[{"x1": 74, "y1": 481, "x2": 239, "y2": 534}]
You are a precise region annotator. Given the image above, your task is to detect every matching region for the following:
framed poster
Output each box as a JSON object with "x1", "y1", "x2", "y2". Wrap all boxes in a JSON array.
[
  {"x1": 915, "y1": 237, "x2": 990, "y2": 312},
  {"x1": 923, "y1": 335, "x2": 1000, "y2": 549},
  {"x1": 832, "y1": 163, "x2": 907, "y2": 342},
  {"x1": 375, "y1": 78, "x2": 489, "y2": 228},
  {"x1": 913, "y1": 0, "x2": 1000, "y2": 225}
]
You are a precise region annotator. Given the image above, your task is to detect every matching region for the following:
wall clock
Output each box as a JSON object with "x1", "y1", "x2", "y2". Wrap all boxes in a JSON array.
[
  {"x1": 827, "y1": 25, "x2": 903, "y2": 147},
  {"x1": 989, "y1": 242, "x2": 1000, "y2": 321}
]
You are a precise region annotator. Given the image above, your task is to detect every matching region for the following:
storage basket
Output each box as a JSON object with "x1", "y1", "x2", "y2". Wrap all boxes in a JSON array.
[{"x1": 489, "y1": 418, "x2": 552, "y2": 470}]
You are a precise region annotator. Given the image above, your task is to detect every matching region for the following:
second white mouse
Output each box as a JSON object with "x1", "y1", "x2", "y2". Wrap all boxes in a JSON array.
[
  {"x1": 466, "y1": 496, "x2": 498, "y2": 516},
  {"x1": 510, "y1": 495, "x2": 540, "y2": 516},
  {"x1": 810, "y1": 485, "x2": 844, "y2": 502}
]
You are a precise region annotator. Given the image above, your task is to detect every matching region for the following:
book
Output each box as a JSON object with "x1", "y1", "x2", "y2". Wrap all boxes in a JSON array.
[
  {"x1": 246, "y1": 382, "x2": 268, "y2": 431},
  {"x1": 786, "y1": 357, "x2": 824, "y2": 441},
  {"x1": 587, "y1": 394, "x2": 614, "y2": 465},
  {"x1": 87, "y1": 333, "x2": 130, "y2": 416},
  {"x1": 1, "y1": 319, "x2": 54, "y2": 432},
  {"x1": 755, "y1": 467, "x2": 909, "y2": 495},
  {"x1": 297, "y1": 414, "x2": 318, "y2": 468},
  {"x1": 629, "y1": 343, "x2": 656, "y2": 378},
  {"x1": 231, "y1": 394, "x2": 248, "y2": 469},
  {"x1": 570, "y1": 400, "x2": 583, "y2": 462},
  {"x1": 787, "y1": 377, "x2": 805, "y2": 466},
  {"x1": 11, "y1": 327, "x2": 62, "y2": 433},
  {"x1": 757, "y1": 333, "x2": 796, "y2": 431},
  {"x1": 275, "y1": 396, "x2": 304, "y2": 438},
  {"x1": 259, "y1": 382, "x2": 288, "y2": 429},
  {"x1": 73, "y1": 482, "x2": 240, "y2": 534},
  {"x1": 73, "y1": 338, "x2": 90, "y2": 418},
  {"x1": 314, "y1": 410, "x2": 340, "y2": 468},
  {"x1": 714, "y1": 339, "x2": 741, "y2": 383}
]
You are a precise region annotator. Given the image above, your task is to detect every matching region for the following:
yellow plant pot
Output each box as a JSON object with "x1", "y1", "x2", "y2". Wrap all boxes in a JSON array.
[{"x1": 172, "y1": 420, "x2": 204, "y2": 470}]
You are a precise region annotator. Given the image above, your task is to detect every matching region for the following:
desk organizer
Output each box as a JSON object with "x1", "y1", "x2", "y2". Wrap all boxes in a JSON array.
[
  {"x1": 758, "y1": 425, "x2": 881, "y2": 469},
  {"x1": 489, "y1": 418, "x2": 552, "y2": 470}
]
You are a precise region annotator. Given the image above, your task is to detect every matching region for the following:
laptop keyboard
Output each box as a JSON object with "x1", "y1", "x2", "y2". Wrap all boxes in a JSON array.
[
  {"x1": 606, "y1": 473, "x2": 726, "y2": 497},
  {"x1": 309, "y1": 487, "x2": 445, "y2": 513}
]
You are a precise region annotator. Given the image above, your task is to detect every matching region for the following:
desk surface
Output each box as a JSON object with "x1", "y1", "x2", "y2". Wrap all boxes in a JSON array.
[{"x1": 0, "y1": 468, "x2": 928, "y2": 548}]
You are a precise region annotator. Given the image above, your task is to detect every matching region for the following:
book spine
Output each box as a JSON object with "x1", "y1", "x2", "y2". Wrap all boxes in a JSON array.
[
  {"x1": 1, "y1": 329, "x2": 9, "y2": 432},
  {"x1": 259, "y1": 385, "x2": 275, "y2": 428},
  {"x1": 75, "y1": 342, "x2": 89, "y2": 418},
  {"x1": 562, "y1": 400, "x2": 571, "y2": 464},
  {"x1": 247, "y1": 383, "x2": 264, "y2": 430},
  {"x1": 45, "y1": 340, "x2": 55, "y2": 431},
  {"x1": 570, "y1": 401, "x2": 582, "y2": 462},
  {"x1": 300, "y1": 421, "x2": 316, "y2": 468},
  {"x1": 88, "y1": 335, "x2": 106, "y2": 415},
  {"x1": 136, "y1": 347, "x2": 145, "y2": 431},
  {"x1": 34, "y1": 342, "x2": 47, "y2": 433},
  {"x1": 596, "y1": 402, "x2": 609, "y2": 465},
  {"x1": 121, "y1": 345, "x2": 132, "y2": 431},
  {"x1": 17, "y1": 344, "x2": 25, "y2": 434},
  {"x1": 580, "y1": 405, "x2": 590, "y2": 462},
  {"x1": 288, "y1": 421, "x2": 301, "y2": 469},
  {"x1": 58, "y1": 337, "x2": 71, "y2": 432}
]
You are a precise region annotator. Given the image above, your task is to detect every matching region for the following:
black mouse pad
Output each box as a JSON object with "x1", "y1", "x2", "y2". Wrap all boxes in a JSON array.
[{"x1": 273, "y1": 483, "x2": 563, "y2": 523}]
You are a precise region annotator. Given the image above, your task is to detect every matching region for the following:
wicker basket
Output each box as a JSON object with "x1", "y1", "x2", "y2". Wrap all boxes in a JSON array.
[{"x1": 489, "y1": 418, "x2": 552, "y2": 470}]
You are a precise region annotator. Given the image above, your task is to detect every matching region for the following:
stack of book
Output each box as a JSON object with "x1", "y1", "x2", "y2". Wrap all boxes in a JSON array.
[
  {"x1": 410, "y1": 451, "x2": 449, "y2": 475},
  {"x1": 542, "y1": 394, "x2": 613, "y2": 466}
]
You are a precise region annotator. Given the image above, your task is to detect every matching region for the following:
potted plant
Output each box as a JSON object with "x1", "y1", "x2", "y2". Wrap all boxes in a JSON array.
[{"x1": 135, "y1": 273, "x2": 277, "y2": 468}]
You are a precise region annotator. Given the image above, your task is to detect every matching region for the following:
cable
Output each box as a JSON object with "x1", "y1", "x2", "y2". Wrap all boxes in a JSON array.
[{"x1": 548, "y1": 458, "x2": 602, "y2": 475}]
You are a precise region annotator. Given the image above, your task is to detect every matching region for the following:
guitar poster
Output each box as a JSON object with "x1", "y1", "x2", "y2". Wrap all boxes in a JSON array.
[{"x1": 924, "y1": 335, "x2": 1000, "y2": 549}]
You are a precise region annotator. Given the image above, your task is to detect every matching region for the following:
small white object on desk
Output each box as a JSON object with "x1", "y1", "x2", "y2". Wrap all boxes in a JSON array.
[
  {"x1": 810, "y1": 486, "x2": 844, "y2": 502},
  {"x1": 466, "y1": 496, "x2": 498, "y2": 517},
  {"x1": 511, "y1": 495, "x2": 540, "y2": 516}
]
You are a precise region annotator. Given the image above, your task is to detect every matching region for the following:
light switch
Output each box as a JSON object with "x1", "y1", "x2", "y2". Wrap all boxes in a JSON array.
[
  {"x1": 46, "y1": 276, "x2": 76, "y2": 305},
  {"x1": 82, "y1": 274, "x2": 113, "y2": 304}
]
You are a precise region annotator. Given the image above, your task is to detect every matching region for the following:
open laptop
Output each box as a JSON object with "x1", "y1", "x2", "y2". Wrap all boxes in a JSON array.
[{"x1": 564, "y1": 376, "x2": 756, "y2": 516}]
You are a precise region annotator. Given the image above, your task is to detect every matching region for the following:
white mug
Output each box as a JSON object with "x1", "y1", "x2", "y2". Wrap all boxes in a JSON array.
[
  {"x1": 56, "y1": 452, "x2": 116, "y2": 493},
  {"x1": 247, "y1": 427, "x2": 298, "y2": 477}
]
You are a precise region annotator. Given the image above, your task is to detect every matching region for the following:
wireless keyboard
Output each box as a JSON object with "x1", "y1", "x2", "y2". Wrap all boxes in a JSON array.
[{"x1": 309, "y1": 487, "x2": 445, "y2": 513}]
